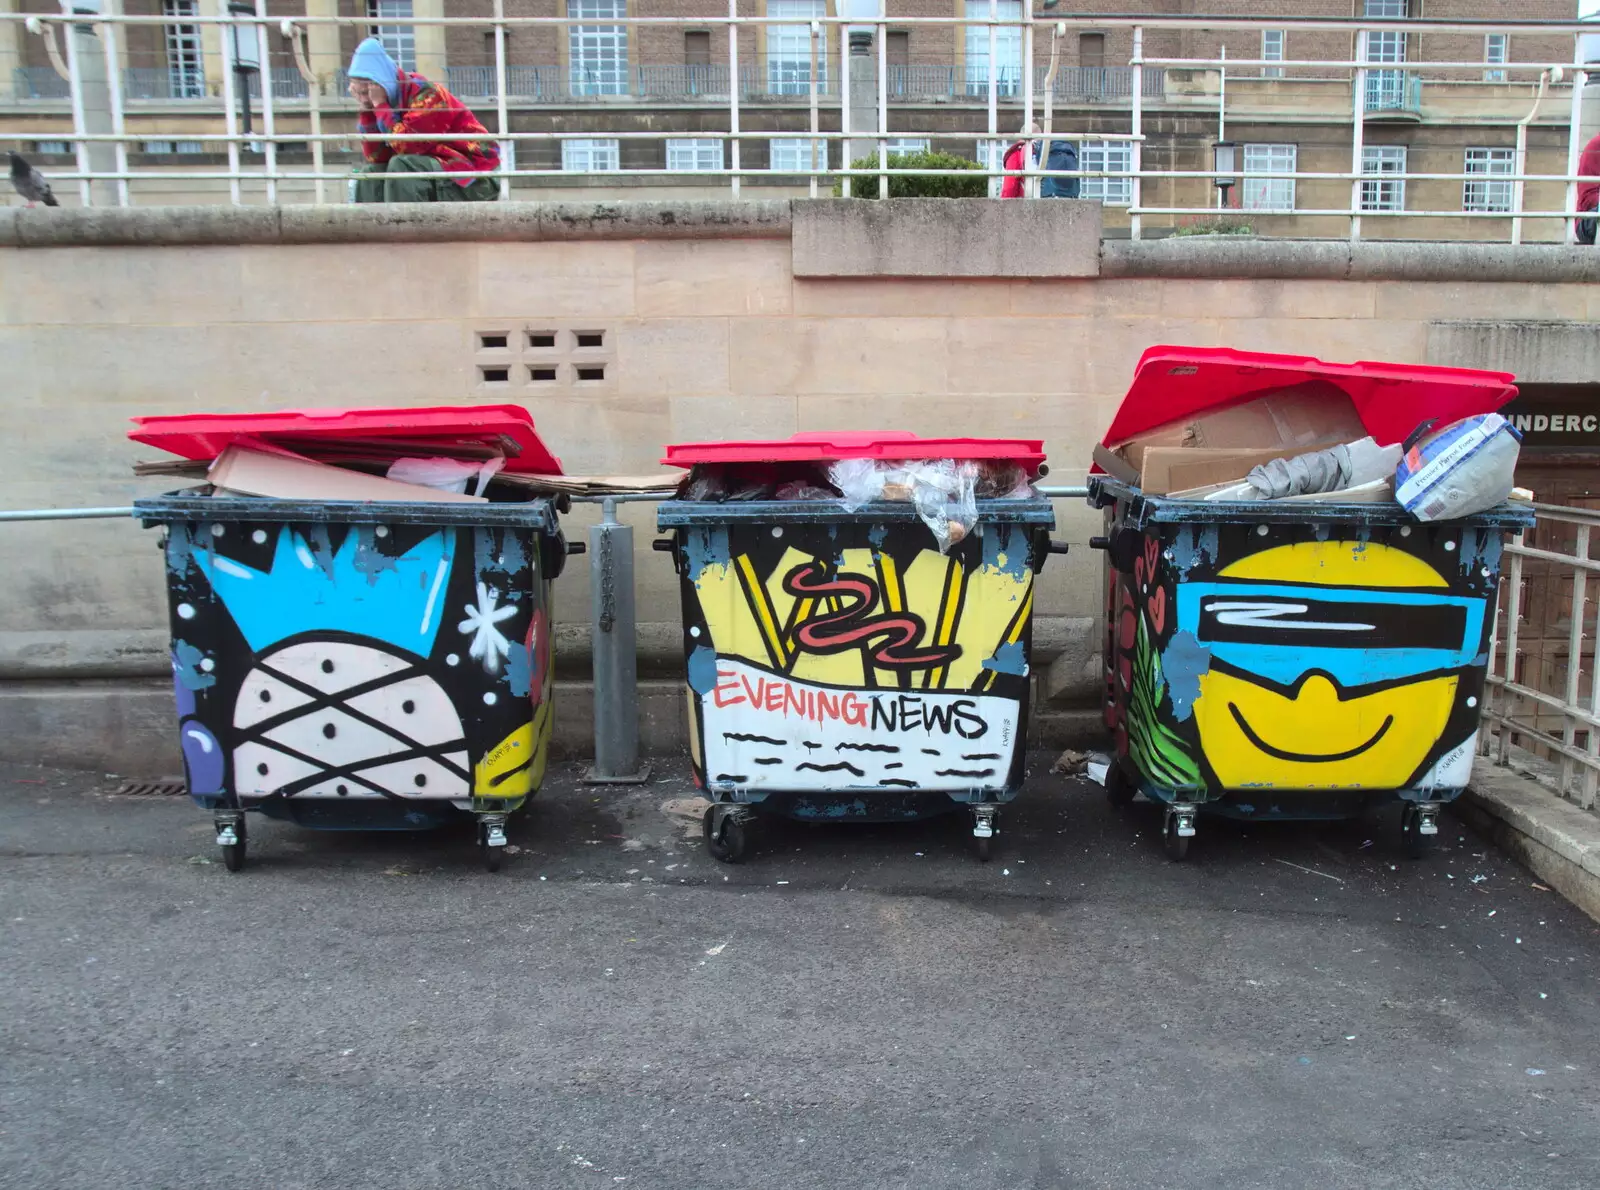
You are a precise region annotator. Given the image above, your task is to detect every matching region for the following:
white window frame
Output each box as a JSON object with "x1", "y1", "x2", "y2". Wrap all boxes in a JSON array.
[
  {"x1": 36, "y1": 140, "x2": 69, "y2": 155},
  {"x1": 1360, "y1": 144, "x2": 1406, "y2": 212},
  {"x1": 569, "y1": 0, "x2": 629, "y2": 97},
  {"x1": 1080, "y1": 140, "x2": 1133, "y2": 207},
  {"x1": 1463, "y1": 147, "x2": 1515, "y2": 213},
  {"x1": 144, "y1": 140, "x2": 176, "y2": 154},
  {"x1": 366, "y1": 1, "x2": 416, "y2": 72},
  {"x1": 973, "y1": 139, "x2": 1009, "y2": 197},
  {"x1": 162, "y1": 0, "x2": 206, "y2": 99},
  {"x1": 1242, "y1": 143, "x2": 1296, "y2": 212},
  {"x1": 666, "y1": 137, "x2": 724, "y2": 173},
  {"x1": 964, "y1": 0, "x2": 1023, "y2": 97},
  {"x1": 882, "y1": 138, "x2": 931, "y2": 156},
  {"x1": 1262, "y1": 29, "x2": 1285, "y2": 79},
  {"x1": 562, "y1": 138, "x2": 621, "y2": 173},
  {"x1": 1484, "y1": 33, "x2": 1508, "y2": 82},
  {"x1": 769, "y1": 138, "x2": 826, "y2": 173},
  {"x1": 767, "y1": 0, "x2": 827, "y2": 96}
]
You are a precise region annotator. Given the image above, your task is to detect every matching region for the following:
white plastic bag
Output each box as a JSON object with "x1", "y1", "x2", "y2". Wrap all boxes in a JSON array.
[
  {"x1": 388, "y1": 456, "x2": 504, "y2": 496},
  {"x1": 830, "y1": 457, "x2": 886, "y2": 510},
  {"x1": 827, "y1": 457, "x2": 980, "y2": 552}
]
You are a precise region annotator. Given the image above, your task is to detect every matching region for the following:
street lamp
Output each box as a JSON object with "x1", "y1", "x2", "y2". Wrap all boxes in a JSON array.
[
  {"x1": 1212, "y1": 139, "x2": 1238, "y2": 208},
  {"x1": 227, "y1": 1, "x2": 261, "y2": 139}
]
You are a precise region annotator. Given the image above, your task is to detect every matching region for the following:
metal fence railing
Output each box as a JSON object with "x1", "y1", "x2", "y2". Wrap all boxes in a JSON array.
[
  {"x1": 1483, "y1": 504, "x2": 1600, "y2": 813},
  {"x1": 3, "y1": 9, "x2": 1598, "y2": 242}
]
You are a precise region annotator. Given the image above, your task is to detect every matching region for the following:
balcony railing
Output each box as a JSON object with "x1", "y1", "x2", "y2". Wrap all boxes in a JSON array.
[
  {"x1": 123, "y1": 67, "x2": 208, "y2": 100},
  {"x1": 1364, "y1": 70, "x2": 1423, "y2": 114},
  {"x1": 14, "y1": 66, "x2": 69, "y2": 99}
]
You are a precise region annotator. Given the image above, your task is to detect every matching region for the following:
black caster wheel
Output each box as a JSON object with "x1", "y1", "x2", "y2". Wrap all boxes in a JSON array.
[
  {"x1": 1401, "y1": 805, "x2": 1433, "y2": 859},
  {"x1": 703, "y1": 807, "x2": 748, "y2": 864},
  {"x1": 1106, "y1": 763, "x2": 1136, "y2": 808},
  {"x1": 975, "y1": 835, "x2": 992, "y2": 863},
  {"x1": 1163, "y1": 813, "x2": 1190, "y2": 862},
  {"x1": 482, "y1": 841, "x2": 503, "y2": 872},
  {"x1": 219, "y1": 817, "x2": 246, "y2": 872}
]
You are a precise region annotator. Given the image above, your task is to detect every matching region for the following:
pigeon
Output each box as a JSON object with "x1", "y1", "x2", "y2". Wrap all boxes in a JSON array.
[{"x1": 8, "y1": 152, "x2": 58, "y2": 207}]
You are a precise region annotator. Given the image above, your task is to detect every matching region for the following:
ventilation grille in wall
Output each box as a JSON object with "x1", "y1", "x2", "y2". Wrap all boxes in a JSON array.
[{"x1": 472, "y1": 325, "x2": 615, "y2": 390}]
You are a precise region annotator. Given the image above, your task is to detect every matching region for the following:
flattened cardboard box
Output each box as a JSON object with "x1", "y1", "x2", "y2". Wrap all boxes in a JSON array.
[{"x1": 1111, "y1": 381, "x2": 1366, "y2": 470}]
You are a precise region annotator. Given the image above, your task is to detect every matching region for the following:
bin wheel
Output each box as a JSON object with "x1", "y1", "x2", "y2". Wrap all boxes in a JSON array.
[
  {"x1": 481, "y1": 840, "x2": 503, "y2": 872},
  {"x1": 1105, "y1": 763, "x2": 1136, "y2": 808},
  {"x1": 704, "y1": 807, "x2": 748, "y2": 864},
  {"x1": 221, "y1": 840, "x2": 246, "y2": 872},
  {"x1": 1163, "y1": 813, "x2": 1190, "y2": 862},
  {"x1": 1401, "y1": 805, "x2": 1433, "y2": 859},
  {"x1": 975, "y1": 835, "x2": 992, "y2": 863}
]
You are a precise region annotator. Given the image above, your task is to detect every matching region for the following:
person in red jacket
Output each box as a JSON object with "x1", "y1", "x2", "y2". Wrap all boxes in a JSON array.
[
  {"x1": 999, "y1": 122, "x2": 1038, "y2": 198},
  {"x1": 1577, "y1": 130, "x2": 1600, "y2": 245},
  {"x1": 347, "y1": 37, "x2": 500, "y2": 203}
]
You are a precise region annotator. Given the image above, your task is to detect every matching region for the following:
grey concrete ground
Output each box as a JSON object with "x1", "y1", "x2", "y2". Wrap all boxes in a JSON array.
[{"x1": 2, "y1": 754, "x2": 1598, "y2": 1190}]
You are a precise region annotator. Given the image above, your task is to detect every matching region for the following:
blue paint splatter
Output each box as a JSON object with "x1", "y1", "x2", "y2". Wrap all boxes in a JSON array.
[
  {"x1": 496, "y1": 529, "x2": 529, "y2": 575},
  {"x1": 1458, "y1": 529, "x2": 1502, "y2": 578},
  {"x1": 351, "y1": 526, "x2": 400, "y2": 585},
  {"x1": 981, "y1": 640, "x2": 1028, "y2": 676},
  {"x1": 687, "y1": 645, "x2": 720, "y2": 695},
  {"x1": 166, "y1": 522, "x2": 197, "y2": 577},
  {"x1": 507, "y1": 641, "x2": 533, "y2": 697},
  {"x1": 1161, "y1": 630, "x2": 1211, "y2": 723},
  {"x1": 981, "y1": 524, "x2": 1029, "y2": 579},
  {"x1": 1170, "y1": 525, "x2": 1219, "y2": 579},
  {"x1": 867, "y1": 523, "x2": 888, "y2": 547},
  {"x1": 1313, "y1": 522, "x2": 1331, "y2": 542},
  {"x1": 172, "y1": 639, "x2": 215, "y2": 691},
  {"x1": 683, "y1": 527, "x2": 730, "y2": 580}
]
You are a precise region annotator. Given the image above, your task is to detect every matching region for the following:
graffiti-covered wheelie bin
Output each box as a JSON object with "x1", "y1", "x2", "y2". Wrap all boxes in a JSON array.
[
  {"x1": 655, "y1": 432, "x2": 1067, "y2": 863},
  {"x1": 129, "y1": 405, "x2": 572, "y2": 872},
  {"x1": 1090, "y1": 347, "x2": 1534, "y2": 860}
]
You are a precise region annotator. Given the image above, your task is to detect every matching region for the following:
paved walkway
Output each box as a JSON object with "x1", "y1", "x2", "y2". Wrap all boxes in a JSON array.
[{"x1": 2, "y1": 755, "x2": 1598, "y2": 1189}]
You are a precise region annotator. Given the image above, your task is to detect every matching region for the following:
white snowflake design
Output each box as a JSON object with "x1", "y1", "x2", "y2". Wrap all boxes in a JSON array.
[{"x1": 457, "y1": 582, "x2": 517, "y2": 673}]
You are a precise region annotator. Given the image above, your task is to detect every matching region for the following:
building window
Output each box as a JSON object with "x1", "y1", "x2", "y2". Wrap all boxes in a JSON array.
[
  {"x1": 569, "y1": 0, "x2": 628, "y2": 97},
  {"x1": 1242, "y1": 143, "x2": 1296, "y2": 211},
  {"x1": 1262, "y1": 29, "x2": 1285, "y2": 78},
  {"x1": 666, "y1": 138, "x2": 724, "y2": 172},
  {"x1": 769, "y1": 138, "x2": 825, "y2": 173},
  {"x1": 366, "y1": 1, "x2": 416, "y2": 72},
  {"x1": 767, "y1": 0, "x2": 826, "y2": 95},
  {"x1": 1484, "y1": 33, "x2": 1508, "y2": 82},
  {"x1": 562, "y1": 138, "x2": 620, "y2": 173},
  {"x1": 1362, "y1": 0, "x2": 1408, "y2": 111},
  {"x1": 882, "y1": 138, "x2": 931, "y2": 155},
  {"x1": 163, "y1": 0, "x2": 206, "y2": 99},
  {"x1": 1464, "y1": 147, "x2": 1515, "y2": 212},
  {"x1": 1080, "y1": 141, "x2": 1133, "y2": 206},
  {"x1": 1079, "y1": 32, "x2": 1105, "y2": 71},
  {"x1": 1361, "y1": 144, "x2": 1406, "y2": 211},
  {"x1": 965, "y1": 0, "x2": 1023, "y2": 97},
  {"x1": 36, "y1": 141, "x2": 69, "y2": 155}
]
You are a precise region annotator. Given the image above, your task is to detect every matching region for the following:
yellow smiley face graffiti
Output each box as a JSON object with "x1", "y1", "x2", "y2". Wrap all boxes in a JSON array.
[{"x1": 1185, "y1": 541, "x2": 1478, "y2": 790}]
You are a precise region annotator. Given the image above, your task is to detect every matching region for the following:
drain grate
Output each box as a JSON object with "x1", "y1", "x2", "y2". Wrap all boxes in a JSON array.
[{"x1": 111, "y1": 780, "x2": 188, "y2": 797}]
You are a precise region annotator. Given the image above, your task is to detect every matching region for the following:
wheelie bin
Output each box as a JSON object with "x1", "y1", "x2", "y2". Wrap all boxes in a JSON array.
[
  {"x1": 655, "y1": 432, "x2": 1067, "y2": 862},
  {"x1": 1090, "y1": 347, "x2": 1535, "y2": 860},
  {"x1": 129, "y1": 405, "x2": 572, "y2": 872}
]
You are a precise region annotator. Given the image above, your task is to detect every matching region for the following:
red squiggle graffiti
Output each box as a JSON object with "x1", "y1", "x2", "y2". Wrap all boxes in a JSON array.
[{"x1": 782, "y1": 563, "x2": 961, "y2": 670}]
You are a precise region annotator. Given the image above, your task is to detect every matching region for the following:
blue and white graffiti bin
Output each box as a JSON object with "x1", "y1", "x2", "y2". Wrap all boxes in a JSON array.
[{"x1": 131, "y1": 407, "x2": 572, "y2": 873}]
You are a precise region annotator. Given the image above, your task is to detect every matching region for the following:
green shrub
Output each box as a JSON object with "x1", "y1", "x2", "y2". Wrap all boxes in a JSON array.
[
  {"x1": 1170, "y1": 218, "x2": 1255, "y2": 237},
  {"x1": 832, "y1": 150, "x2": 989, "y2": 199}
]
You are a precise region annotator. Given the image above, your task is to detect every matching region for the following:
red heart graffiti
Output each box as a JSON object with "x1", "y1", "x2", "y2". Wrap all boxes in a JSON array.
[
  {"x1": 1147, "y1": 586, "x2": 1168, "y2": 635},
  {"x1": 1118, "y1": 608, "x2": 1137, "y2": 651},
  {"x1": 1143, "y1": 536, "x2": 1160, "y2": 576},
  {"x1": 1134, "y1": 556, "x2": 1147, "y2": 590}
]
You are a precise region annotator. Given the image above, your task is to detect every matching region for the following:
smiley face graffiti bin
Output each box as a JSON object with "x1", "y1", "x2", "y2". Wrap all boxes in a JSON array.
[
  {"x1": 656, "y1": 433, "x2": 1065, "y2": 863},
  {"x1": 1090, "y1": 348, "x2": 1535, "y2": 861}
]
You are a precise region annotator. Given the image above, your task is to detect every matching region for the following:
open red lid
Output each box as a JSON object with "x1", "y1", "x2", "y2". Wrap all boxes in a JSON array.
[
  {"x1": 129, "y1": 404, "x2": 564, "y2": 475},
  {"x1": 1102, "y1": 346, "x2": 1517, "y2": 450},
  {"x1": 663, "y1": 431, "x2": 1045, "y2": 470}
]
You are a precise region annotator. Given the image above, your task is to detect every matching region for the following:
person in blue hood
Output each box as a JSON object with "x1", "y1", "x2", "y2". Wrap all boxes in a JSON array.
[{"x1": 346, "y1": 37, "x2": 500, "y2": 202}]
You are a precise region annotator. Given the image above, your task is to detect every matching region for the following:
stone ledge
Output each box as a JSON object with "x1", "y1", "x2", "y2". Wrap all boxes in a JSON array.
[
  {"x1": 2, "y1": 200, "x2": 793, "y2": 248},
  {"x1": 1103, "y1": 237, "x2": 1600, "y2": 282},
  {"x1": 793, "y1": 197, "x2": 1102, "y2": 278},
  {"x1": 1457, "y1": 764, "x2": 1600, "y2": 924}
]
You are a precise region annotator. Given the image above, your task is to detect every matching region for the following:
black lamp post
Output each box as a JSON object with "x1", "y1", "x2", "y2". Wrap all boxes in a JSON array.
[
  {"x1": 1212, "y1": 140, "x2": 1238, "y2": 208},
  {"x1": 227, "y1": 2, "x2": 261, "y2": 139}
]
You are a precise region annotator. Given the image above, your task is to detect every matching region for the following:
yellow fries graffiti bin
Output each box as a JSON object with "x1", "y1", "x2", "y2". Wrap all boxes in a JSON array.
[{"x1": 657, "y1": 433, "x2": 1065, "y2": 863}]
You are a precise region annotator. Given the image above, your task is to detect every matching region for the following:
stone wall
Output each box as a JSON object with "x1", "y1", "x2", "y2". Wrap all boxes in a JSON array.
[{"x1": 2, "y1": 199, "x2": 1597, "y2": 769}]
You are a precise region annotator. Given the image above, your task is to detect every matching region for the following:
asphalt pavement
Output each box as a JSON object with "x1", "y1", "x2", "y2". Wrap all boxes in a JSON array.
[{"x1": 2, "y1": 753, "x2": 1598, "y2": 1190}]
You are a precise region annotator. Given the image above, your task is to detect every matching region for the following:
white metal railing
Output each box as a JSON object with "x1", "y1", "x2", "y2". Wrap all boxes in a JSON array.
[
  {"x1": 2, "y1": 9, "x2": 1599, "y2": 242},
  {"x1": 1483, "y1": 503, "x2": 1600, "y2": 812}
]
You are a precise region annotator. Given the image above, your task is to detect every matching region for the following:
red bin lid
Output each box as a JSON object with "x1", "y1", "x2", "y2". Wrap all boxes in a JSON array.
[
  {"x1": 662, "y1": 431, "x2": 1046, "y2": 470},
  {"x1": 128, "y1": 404, "x2": 564, "y2": 475},
  {"x1": 1101, "y1": 346, "x2": 1517, "y2": 450}
]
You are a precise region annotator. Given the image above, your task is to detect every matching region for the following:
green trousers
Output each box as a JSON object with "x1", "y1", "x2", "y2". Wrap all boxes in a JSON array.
[{"x1": 352, "y1": 154, "x2": 499, "y2": 203}]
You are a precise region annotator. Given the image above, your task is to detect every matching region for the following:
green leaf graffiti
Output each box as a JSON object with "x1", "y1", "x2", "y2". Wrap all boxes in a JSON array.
[{"x1": 1127, "y1": 609, "x2": 1205, "y2": 791}]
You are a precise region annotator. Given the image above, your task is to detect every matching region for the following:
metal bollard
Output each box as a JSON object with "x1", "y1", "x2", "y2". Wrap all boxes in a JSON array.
[{"x1": 583, "y1": 497, "x2": 651, "y2": 784}]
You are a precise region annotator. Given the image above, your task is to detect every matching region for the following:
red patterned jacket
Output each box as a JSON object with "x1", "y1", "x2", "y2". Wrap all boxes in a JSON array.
[{"x1": 358, "y1": 71, "x2": 499, "y2": 185}]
